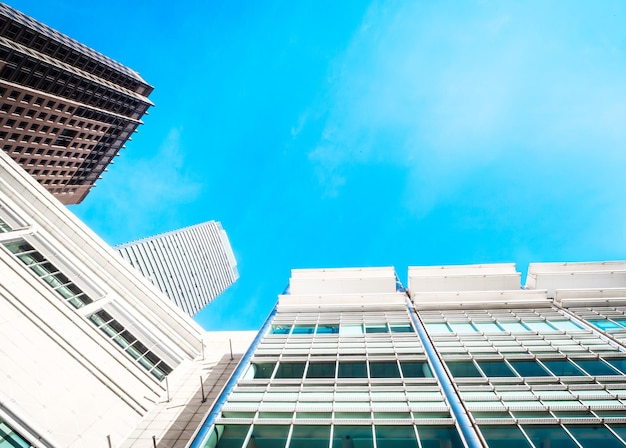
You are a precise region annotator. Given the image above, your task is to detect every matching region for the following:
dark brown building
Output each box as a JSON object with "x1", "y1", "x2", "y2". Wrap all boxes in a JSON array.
[{"x1": 0, "y1": 3, "x2": 153, "y2": 204}]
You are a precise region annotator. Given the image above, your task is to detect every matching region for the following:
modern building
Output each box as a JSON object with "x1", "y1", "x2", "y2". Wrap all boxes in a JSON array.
[
  {"x1": 0, "y1": 149, "x2": 254, "y2": 448},
  {"x1": 0, "y1": 3, "x2": 153, "y2": 204},
  {"x1": 189, "y1": 263, "x2": 626, "y2": 448},
  {"x1": 116, "y1": 222, "x2": 239, "y2": 316}
]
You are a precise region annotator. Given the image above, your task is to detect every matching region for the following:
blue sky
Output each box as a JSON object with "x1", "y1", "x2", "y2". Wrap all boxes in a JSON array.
[{"x1": 11, "y1": 1, "x2": 626, "y2": 330}]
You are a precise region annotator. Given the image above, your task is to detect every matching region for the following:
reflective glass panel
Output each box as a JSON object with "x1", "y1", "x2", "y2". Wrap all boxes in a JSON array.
[
  {"x1": 417, "y1": 426, "x2": 465, "y2": 448},
  {"x1": 275, "y1": 362, "x2": 306, "y2": 379},
  {"x1": 288, "y1": 425, "x2": 330, "y2": 448},
  {"x1": 214, "y1": 424, "x2": 250, "y2": 448},
  {"x1": 477, "y1": 361, "x2": 517, "y2": 377},
  {"x1": 446, "y1": 361, "x2": 482, "y2": 378},
  {"x1": 370, "y1": 361, "x2": 401, "y2": 378},
  {"x1": 306, "y1": 362, "x2": 336, "y2": 379},
  {"x1": 375, "y1": 425, "x2": 418, "y2": 448},
  {"x1": 332, "y1": 425, "x2": 374, "y2": 448},
  {"x1": 509, "y1": 360, "x2": 552, "y2": 377},
  {"x1": 249, "y1": 424, "x2": 290, "y2": 448},
  {"x1": 479, "y1": 425, "x2": 532, "y2": 448},
  {"x1": 574, "y1": 359, "x2": 621, "y2": 376},
  {"x1": 400, "y1": 361, "x2": 433, "y2": 378},
  {"x1": 542, "y1": 360, "x2": 586, "y2": 376},
  {"x1": 565, "y1": 424, "x2": 625, "y2": 448},
  {"x1": 522, "y1": 425, "x2": 578, "y2": 448},
  {"x1": 338, "y1": 362, "x2": 368, "y2": 378}
]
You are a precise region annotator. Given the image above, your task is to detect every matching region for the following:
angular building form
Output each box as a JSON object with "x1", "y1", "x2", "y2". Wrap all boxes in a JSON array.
[
  {"x1": 0, "y1": 150, "x2": 253, "y2": 448},
  {"x1": 116, "y1": 222, "x2": 239, "y2": 316},
  {"x1": 0, "y1": 3, "x2": 153, "y2": 204},
  {"x1": 190, "y1": 263, "x2": 626, "y2": 448}
]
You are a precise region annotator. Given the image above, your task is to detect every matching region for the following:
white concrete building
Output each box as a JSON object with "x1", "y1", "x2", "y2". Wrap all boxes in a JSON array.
[
  {"x1": 116, "y1": 221, "x2": 238, "y2": 316},
  {"x1": 0, "y1": 150, "x2": 252, "y2": 448}
]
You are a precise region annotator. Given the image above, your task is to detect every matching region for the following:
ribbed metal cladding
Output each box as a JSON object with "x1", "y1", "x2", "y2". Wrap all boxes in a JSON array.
[{"x1": 116, "y1": 221, "x2": 238, "y2": 316}]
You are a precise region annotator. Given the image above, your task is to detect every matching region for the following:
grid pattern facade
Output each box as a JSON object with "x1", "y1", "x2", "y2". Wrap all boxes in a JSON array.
[
  {"x1": 0, "y1": 3, "x2": 153, "y2": 204},
  {"x1": 116, "y1": 221, "x2": 239, "y2": 316},
  {"x1": 193, "y1": 264, "x2": 626, "y2": 448}
]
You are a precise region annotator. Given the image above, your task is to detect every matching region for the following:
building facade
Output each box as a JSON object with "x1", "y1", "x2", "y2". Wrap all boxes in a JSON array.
[
  {"x1": 116, "y1": 222, "x2": 239, "y2": 316},
  {"x1": 0, "y1": 3, "x2": 153, "y2": 204},
  {"x1": 190, "y1": 262, "x2": 626, "y2": 448},
  {"x1": 0, "y1": 149, "x2": 220, "y2": 447}
]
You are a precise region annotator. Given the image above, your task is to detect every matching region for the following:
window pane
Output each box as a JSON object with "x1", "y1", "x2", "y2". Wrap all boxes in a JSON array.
[
  {"x1": 549, "y1": 320, "x2": 583, "y2": 331},
  {"x1": 400, "y1": 361, "x2": 433, "y2": 378},
  {"x1": 214, "y1": 424, "x2": 250, "y2": 448},
  {"x1": 370, "y1": 361, "x2": 401, "y2": 378},
  {"x1": 338, "y1": 361, "x2": 368, "y2": 379},
  {"x1": 417, "y1": 426, "x2": 465, "y2": 448},
  {"x1": 522, "y1": 425, "x2": 578, "y2": 448},
  {"x1": 448, "y1": 322, "x2": 477, "y2": 333},
  {"x1": 306, "y1": 362, "x2": 336, "y2": 379},
  {"x1": 288, "y1": 425, "x2": 330, "y2": 448},
  {"x1": 446, "y1": 361, "x2": 482, "y2": 378},
  {"x1": 275, "y1": 362, "x2": 305, "y2": 379},
  {"x1": 509, "y1": 360, "x2": 553, "y2": 377},
  {"x1": 473, "y1": 322, "x2": 503, "y2": 333},
  {"x1": 425, "y1": 323, "x2": 451, "y2": 333},
  {"x1": 271, "y1": 325, "x2": 291, "y2": 335},
  {"x1": 574, "y1": 359, "x2": 621, "y2": 376},
  {"x1": 588, "y1": 320, "x2": 622, "y2": 331},
  {"x1": 292, "y1": 325, "x2": 315, "y2": 335},
  {"x1": 565, "y1": 424, "x2": 625, "y2": 448},
  {"x1": 365, "y1": 324, "x2": 388, "y2": 334},
  {"x1": 250, "y1": 424, "x2": 289, "y2": 448},
  {"x1": 375, "y1": 425, "x2": 418, "y2": 448},
  {"x1": 479, "y1": 425, "x2": 532, "y2": 448},
  {"x1": 477, "y1": 361, "x2": 517, "y2": 377},
  {"x1": 317, "y1": 324, "x2": 339, "y2": 334},
  {"x1": 541, "y1": 360, "x2": 586, "y2": 376},
  {"x1": 332, "y1": 425, "x2": 374, "y2": 448},
  {"x1": 604, "y1": 359, "x2": 626, "y2": 374},
  {"x1": 390, "y1": 324, "x2": 413, "y2": 333},
  {"x1": 499, "y1": 322, "x2": 528, "y2": 332},
  {"x1": 251, "y1": 363, "x2": 276, "y2": 379}
]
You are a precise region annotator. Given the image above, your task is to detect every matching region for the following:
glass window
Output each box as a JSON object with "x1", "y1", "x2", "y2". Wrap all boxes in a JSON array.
[
  {"x1": 541, "y1": 360, "x2": 586, "y2": 376},
  {"x1": 292, "y1": 325, "x2": 315, "y2": 335},
  {"x1": 338, "y1": 361, "x2": 368, "y2": 379},
  {"x1": 390, "y1": 324, "x2": 414, "y2": 333},
  {"x1": 549, "y1": 320, "x2": 583, "y2": 331},
  {"x1": 499, "y1": 322, "x2": 528, "y2": 332},
  {"x1": 448, "y1": 322, "x2": 477, "y2": 333},
  {"x1": 400, "y1": 361, "x2": 433, "y2": 378},
  {"x1": 0, "y1": 419, "x2": 30, "y2": 448},
  {"x1": 340, "y1": 324, "x2": 364, "y2": 335},
  {"x1": 249, "y1": 424, "x2": 290, "y2": 448},
  {"x1": 509, "y1": 360, "x2": 553, "y2": 377},
  {"x1": 417, "y1": 426, "x2": 465, "y2": 448},
  {"x1": 477, "y1": 361, "x2": 517, "y2": 377},
  {"x1": 275, "y1": 362, "x2": 306, "y2": 379},
  {"x1": 332, "y1": 425, "x2": 374, "y2": 448},
  {"x1": 306, "y1": 362, "x2": 336, "y2": 379},
  {"x1": 446, "y1": 361, "x2": 482, "y2": 378},
  {"x1": 604, "y1": 359, "x2": 626, "y2": 374},
  {"x1": 270, "y1": 325, "x2": 291, "y2": 335},
  {"x1": 365, "y1": 324, "x2": 388, "y2": 334},
  {"x1": 289, "y1": 425, "x2": 330, "y2": 448},
  {"x1": 317, "y1": 324, "x2": 339, "y2": 334},
  {"x1": 588, "y1": 320, "x2": 622, "y2": 331},
  {"x1": 574, "y1": 359, "x2": 621, "y2": 376},
  {"x1": 473, "y1": 322, "x2": 503, "y2": 333},
  {"x1": 250, "y1": 363, "x2": 276, "y2": 379},
  {"x1": 479, "y1": 425, "x2": 532, "y2": 448},
  {"x1": 213, "y1": 424, "x2": 250, "y2": 448},
  {"x1": 369, "y1": 361, "x2": 401, "y2": 378},
  {"x1": 375, "y1": 425, "x2": 418, "y2": 448},
  {"x1": 522, "y1": 425, "x2": 577, "y2": 448},
  {"x1": 565, "y1": 424, "x2": 625, "y2": 448},
  {"x1": 0, "y1": 218, "x2": 12, "y2": 233},
  {"x1": 524, "y1": 321, "x2": 556, "y2": 332}
]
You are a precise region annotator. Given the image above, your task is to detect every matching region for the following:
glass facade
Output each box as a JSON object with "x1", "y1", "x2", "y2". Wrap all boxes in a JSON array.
[
  {"x1": 192, "y1": 266, "x2": 626, "y2": 448},
  {"x1": 0, "y1": 418, "x2": 30, "y2": 448}
]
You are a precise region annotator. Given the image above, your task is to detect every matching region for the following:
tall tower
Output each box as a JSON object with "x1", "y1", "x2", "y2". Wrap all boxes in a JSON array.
[
  {"x1": 116, "y1": 221, "x2": 239, "y2": 316},
  {"x1": 0, "y1": 3, "x2": 153, "y2": 204}
]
